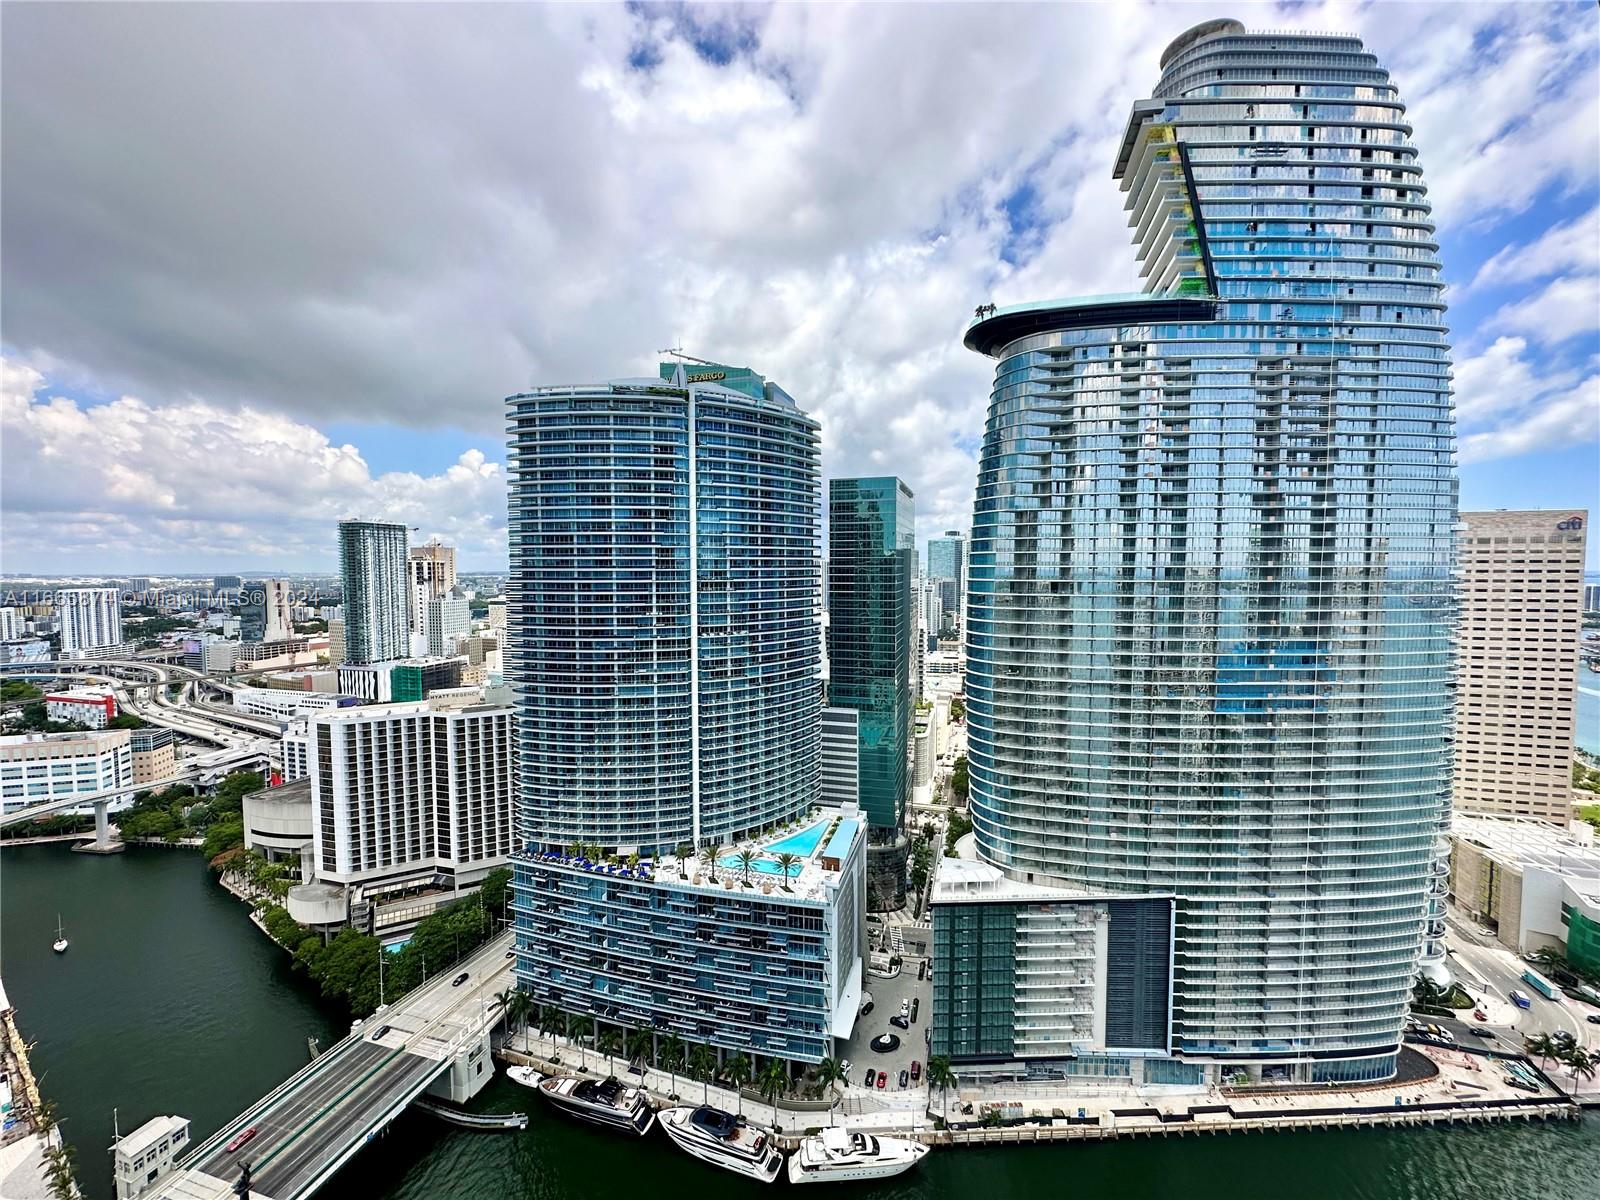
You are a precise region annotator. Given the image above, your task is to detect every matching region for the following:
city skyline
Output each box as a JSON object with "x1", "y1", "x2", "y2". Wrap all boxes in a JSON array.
[{"x1": 2, "y1": 2, "x2": 1596, "y2": 574}]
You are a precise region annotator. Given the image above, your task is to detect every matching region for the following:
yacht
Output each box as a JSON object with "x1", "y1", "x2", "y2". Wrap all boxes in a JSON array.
[
  {"x1": 658, "y1": 1106, "x2": 783, "y2": 1183},
  {"x1": 505, "y1": 1064, "x2": 543, "y2": 1090},
  {"x1": 536, "y1": 1074, "x2": 655, "y2": 1135},
  {"x1": 786, "y1": 1126, "x2": 929, "y2": 1184},
  {"x1": 52, "y1": 916, "x2": 68, "y2": 954}
]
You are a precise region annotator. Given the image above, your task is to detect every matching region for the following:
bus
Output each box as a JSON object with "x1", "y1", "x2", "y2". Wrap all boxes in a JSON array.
[
  {"x1": 1520, "y1": 967, "x2": 1558, "y2": 1001},
  {"x1": 1509, "y1": 989, "x2": 1532, "y2": 1010}
]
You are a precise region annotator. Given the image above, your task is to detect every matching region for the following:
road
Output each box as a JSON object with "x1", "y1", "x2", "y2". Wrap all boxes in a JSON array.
[
  {"x1": 1444, "y1": 911, "x2": 1591, "y2": 1048},
  {"x1": 167, "y1": 931, "x2": 515, "y2": 1200}
]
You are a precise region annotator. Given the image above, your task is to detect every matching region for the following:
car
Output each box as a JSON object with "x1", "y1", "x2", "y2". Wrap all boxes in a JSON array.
[
  {"x1": 900, "y1": 998, "x2": 911, "y2": 1015},
  {"x1": 890, "y1": 1015, "x2": 910, "y2": 1030},
  {"x1": 371, "y1": 1024, "x2": 392, "y2": 1041},
  {"x1": 505, "y1": 949, "x2": 515, "y2": 959},
  {"x1": 911, "y1": 1060, "x2": 922, "y2": 1082},
  {"x1": 911, "y1": 998, "x2": 921, "y2": 1023},
  {"x1": 1473, "y1": 1009, "x2": 1488, "y2": 1021},
  {"x1": 876, "y1": 1071, "x2": 887, "y2": 1090},
  {"x1": 839, "y1": 1058, "x2": 852, "y2": 1078},
  {"x1": 452, "y1": 972, "x2": 470, "y2": 987},
  {"x1": 862, "y1": 1066, "x2": 876, "y2": 1087},
  {"x1": 1587, "y1": 1014, "x2": 1600, "y2": 1025},
  {"x1": 918, "y1": 960, "x2": 927, "y2": 980},
  {"x1": 225, "y1": 1127, "x2": 258, "y2": 1153},
  {"x1": 898, "y1": 1069, "x2": 910, "y2": 1088},
  {"x1": 1467, "y1": 1027, "x2": 1496, "y2": 1039},
  {"x1": 1553, "y1": 1030, "x2": 1576, "y2": 1048}
]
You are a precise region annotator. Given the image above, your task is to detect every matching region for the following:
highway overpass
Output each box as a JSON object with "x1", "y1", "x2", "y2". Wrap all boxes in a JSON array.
[{"x1": 147, "y1": 930, "x2": 515, "y2": 1200}]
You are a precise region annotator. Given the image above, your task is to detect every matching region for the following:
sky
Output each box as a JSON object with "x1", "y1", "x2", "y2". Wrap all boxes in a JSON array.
[{"x1": 2, "y1": 1, "x2": 1597, "y2": 574}]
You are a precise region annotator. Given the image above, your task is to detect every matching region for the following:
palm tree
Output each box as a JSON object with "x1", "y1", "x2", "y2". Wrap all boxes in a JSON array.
[
  {"x1": 814, "y1": 1056, "x2": 845, "y2": 1125},
  {"x1": 568, "y1": 1015, "x2": 594, "y2": 1071},
  {"x1": 1525, "y1": 1032, "x2": 1560, "y2": 1069},
  {"x1": 1563, "y1": 1045, "x2": 1596, "y2": 1085},
  {"x1": 502, "y1": 991, "x2": 535, "y2": 1052},
  {"x1": 757, "y1": 1057, "x2": 789, "y2": 1113},
  {"x1": 1411, "y1": 973, "x2": 1448, "y2": 1011},
  {"x1": 675, "y1": 844, "x2": 693, "y2": 879},
  {"x1": 538, "y1": 1003, "x2": 565, "y2": 1052},
  {"x1": 774, "y1": 853, "x2": 800, "y2": 892},
  {"x1": 661, "y1": 1035, "x2": 686, "y2": 1099},
  {"x1": 726, "y1": 1053, "x2": 753, "y2": 1114},
  {"x1": 597, "y1": 1027, "x2": 624, "y2": 1076},
  {"x1": 700, "y1": 845, "x2": 719, "y2": 882},
  {"x1": 735, "y1": 849, "x2": 758, "y2": 889},
  {"x1": 689, "y1": 1044, "x2": 717, "y2": 1103},
  {"x1": 626, "y1": 1026, "x2": 654, "y2": 1074},
  {"x1": 926, "y1": 1056, "x2": 957, "y2": 1124}
]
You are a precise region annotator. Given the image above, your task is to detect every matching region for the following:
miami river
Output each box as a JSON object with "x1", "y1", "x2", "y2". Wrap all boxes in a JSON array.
[{"x1": 2, "y1": 843, "x2": 1597, "y2": 1200}]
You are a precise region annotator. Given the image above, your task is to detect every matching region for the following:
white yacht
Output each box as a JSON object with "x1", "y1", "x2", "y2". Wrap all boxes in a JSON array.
[
  {"x1": 787, "y1": 1126, "x2": 929, "y2": 1184},
  {"x1": 658, "y1": 1106, "x2": 783, "y2": 1183},
  {"x1": 536, "y1": 1074, "x2": 655, "y2": 1135},
  {"x1": 52, "y1": 916, "x2": 68, "y2": 954},
  {"x1": 505, "y1": 1064, "x2": 543, "y2": 1090}
]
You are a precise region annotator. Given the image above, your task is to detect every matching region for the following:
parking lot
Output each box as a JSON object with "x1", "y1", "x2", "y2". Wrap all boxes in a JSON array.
[{"x1": 838, "y1": 952, "x2": 932, "y2": 1097}]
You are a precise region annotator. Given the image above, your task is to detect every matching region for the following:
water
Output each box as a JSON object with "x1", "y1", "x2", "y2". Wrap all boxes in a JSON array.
[
  {"x1": 719, "y1": 817, "x2": 833, "y2": 874},
  {"x1": 1577, "y1": 679, "x2": 1598, "y2": 756},
  {"x1": 3, "y1": 843, "x2": 1599, "y2": 1200}
]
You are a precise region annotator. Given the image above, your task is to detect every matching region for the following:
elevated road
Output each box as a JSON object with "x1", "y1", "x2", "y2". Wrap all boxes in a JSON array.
[{"x1": 154, "y1": 930, "x2": 514, "y2": 1200}]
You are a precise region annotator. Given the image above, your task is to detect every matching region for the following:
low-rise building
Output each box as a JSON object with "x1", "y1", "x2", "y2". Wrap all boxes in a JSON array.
[
  {"x1": 182, "y1": 635, "x2": 239, "y2": 675},
  {"x1": 231, "y1": 686, "x2": 358, "y2": 722},
  {"x1": 1449, "y1": 813, "x2": 1600, "y2": 969},
  {"x1": 111, "y1": 1114, "x2": 191, "y2": 1200},
  {"x1": 129, "y1": 726, "x2": 178, "y2": 786},
  {"x1": 0, "y1": 730, "x2": 134, "y2": 815},
  {"x1": 513, "y1": 807, "x2": 866, "y2": 1067},
  {"x1": 44, "y1": 688, "x2": 118, "y2": 729},
  {"x1": 243, "y1": 776, "x2": 313, "y2": 870}
]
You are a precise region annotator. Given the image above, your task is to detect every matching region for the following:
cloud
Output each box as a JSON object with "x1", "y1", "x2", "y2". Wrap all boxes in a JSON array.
[
  {"x1": 1490, "y1": 274, "x2": 1600, "y2": 346},
  {"x1": 0, "y1": 360, "x2": 505, "y2": 570},
  {"x1": 1469, "y1": 204, "x2": 1600, "y2": 292},
  {"x1": 1451, "y1": 336, "x2": 1600, "y2": 464}
]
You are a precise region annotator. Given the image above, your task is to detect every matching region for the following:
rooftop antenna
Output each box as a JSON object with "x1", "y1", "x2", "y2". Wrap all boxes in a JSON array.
[{"x1": 658, "y1": 346, "x2": 722, "y2": 367}]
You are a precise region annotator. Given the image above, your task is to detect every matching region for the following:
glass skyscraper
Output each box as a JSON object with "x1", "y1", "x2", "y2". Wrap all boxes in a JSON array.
[
  {"x1": 952, "y1": 21, "x2": 1454, "y2": 1082},
  {"x1": 504, "y1": 363, "x2": 821, "y2": 855},
  {"x1": 336, "y1": 520, "x2": 409, "y2": 665}
]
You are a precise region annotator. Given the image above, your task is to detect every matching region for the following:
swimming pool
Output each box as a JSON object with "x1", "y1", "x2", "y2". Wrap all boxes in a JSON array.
[{"x1": 718, "y1": 818, "x2": 831, "y2": 877}]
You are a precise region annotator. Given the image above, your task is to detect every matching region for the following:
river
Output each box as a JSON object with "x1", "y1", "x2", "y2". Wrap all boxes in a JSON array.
[{"x1": 2, "y1": 843, "x2": 1597, "y2": 1200}]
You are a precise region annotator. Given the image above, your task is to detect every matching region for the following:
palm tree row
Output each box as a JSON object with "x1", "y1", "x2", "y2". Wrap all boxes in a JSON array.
[{"x1": 1524, "y1": 1033, "x2": 1598, "y2": 1085}]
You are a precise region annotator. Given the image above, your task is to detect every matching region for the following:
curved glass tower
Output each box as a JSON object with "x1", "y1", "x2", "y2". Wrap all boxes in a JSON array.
[
  {"x1": 960, "y1": 22, "x2": 1454, "y2": 1080},
  {"x1": 505, "y1": 365, "x2": 821, "y2": 854}
]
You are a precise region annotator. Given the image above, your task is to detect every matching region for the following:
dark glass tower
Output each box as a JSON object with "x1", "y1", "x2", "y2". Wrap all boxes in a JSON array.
[{"x1": 827, "y1": 477, "x2": 914, "y2": 909}]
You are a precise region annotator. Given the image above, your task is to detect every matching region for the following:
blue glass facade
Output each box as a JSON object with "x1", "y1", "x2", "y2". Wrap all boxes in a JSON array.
[
  {"x1": 960, "y1": 23, "x2": 1454, "y2": 1078},
  {"x1": 504, "y1": 367, "x2": 821, "y2": 855},
  {"x1": 825, "y1": 477, "x2": 915, "y2": 833}
]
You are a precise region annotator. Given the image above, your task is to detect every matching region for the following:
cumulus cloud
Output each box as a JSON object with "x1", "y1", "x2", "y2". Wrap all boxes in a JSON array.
[
  {"x1": 0, "y1": 360, "x2": 505, "y2": 569},
  {"x1": 1451, "y1": 336, "x2": 1600, "y2": 464},
  {"x1": 1, "y1": 1, "x2": 1597, "y2": 569}
]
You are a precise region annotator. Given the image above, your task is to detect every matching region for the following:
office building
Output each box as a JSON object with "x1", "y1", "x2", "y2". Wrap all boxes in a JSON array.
[
  {"x1": 508, "y1": 361, "x2": 857, "y2": 1068},
  {"x1": 57, "y1": 587, "x2": 122, "y2": 657},
  {"x1": 0, "y1": 730, "x2": 133, "y2": 815},
  {"x1": 1449, "y1": 814, "x2": 1600, "y2": 973},
  {"x1": 44, "y1": 688, "x2": 118, "y2": 729},
  {"x1": 212, "y1": 575, "x2": 242, "y2": 591},
  {"x1": 129, "y1": 726, "x2": 178, "y2": 786},
  {"x1": 240, "y1": 578, "x2": 294, "y2": 643},
  {"x1": 337, "y1": 519, "x2": 409, "y2": 664},
  {"x1": 819, "y1": 706, "x2": 860, "y2": 809},
  {"x1": 181, "y1": 635, "x2": 239, "y2": 675},
  {"x1": 826, "y1": 477, "x2": 915, "y2": 911},
  {"x1": 1455, "y1": 510, "x2": 1587, "y2": 825},
  {"x1": 937, "y1": 21, "x2": 1456, "y2": 1085},
  {"x1": 231, "y1": 686, "x2": 359, "y2": 722},
  {"x1": 298, "y1": 696, "x2": 514, "y2": 932},
  {"x1": 409, "y1": 543, "x2": 458, "y2": 634},
  {"x1": 426, "y1": 594, "x2": 470, "y2": 658},
  {"x1": 927, "y1": 531, "x2": 965, "y2": 597}
]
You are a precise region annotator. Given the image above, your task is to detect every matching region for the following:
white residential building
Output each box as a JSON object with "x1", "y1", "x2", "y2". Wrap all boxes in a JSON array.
[
  {"x1": 57, "y1": 587, "x2": 123, "y2": 656},
  {"x1": 425, "y1": 595, "x2": 470, "y2": 658},
  {"x1": 0, "y1": 607, "x2": 21, "y2": 641},
  {"x1": 282, "y1": 716, "x2": 312, "y2": 782},
  {"x1": 0, "y1": 730, "x2": 134, "y2": 815},
  {"x1": 408, "y1": 542, "x2": 457, "y2": 634}
]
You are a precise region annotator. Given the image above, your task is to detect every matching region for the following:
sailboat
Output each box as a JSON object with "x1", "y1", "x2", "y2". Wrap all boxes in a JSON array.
[{"x1": 52, "y1": 915, "x2": 68, "y2": 954}]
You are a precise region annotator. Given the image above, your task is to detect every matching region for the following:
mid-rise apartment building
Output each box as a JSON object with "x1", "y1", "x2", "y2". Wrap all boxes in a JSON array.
[
  {"x1": 1455, "y1": 510, "x2": 1587, "y2": 825},
  {"x1": 57, "y1": 588, "x2": 122, "y2": 657}
]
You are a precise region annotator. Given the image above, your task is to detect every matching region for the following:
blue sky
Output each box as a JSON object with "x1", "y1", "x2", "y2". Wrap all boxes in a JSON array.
[{"x1": 1, "y1": 1, "x2": 1596, "y2": 573}]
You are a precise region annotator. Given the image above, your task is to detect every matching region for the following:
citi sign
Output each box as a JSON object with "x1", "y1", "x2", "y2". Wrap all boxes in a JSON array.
[{"x1": 1557, "y1": 515, "x2": 1584, "y2": 531}]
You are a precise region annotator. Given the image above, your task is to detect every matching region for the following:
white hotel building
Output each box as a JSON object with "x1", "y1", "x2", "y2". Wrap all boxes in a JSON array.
[{"x1": 0, "y1": 730, "x2": 134, "y2": 815}]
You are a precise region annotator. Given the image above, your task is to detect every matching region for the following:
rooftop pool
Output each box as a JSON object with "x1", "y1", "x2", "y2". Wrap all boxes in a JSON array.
[{"x1": 718, "y1": 817, "x2": 832, "y2": 877}]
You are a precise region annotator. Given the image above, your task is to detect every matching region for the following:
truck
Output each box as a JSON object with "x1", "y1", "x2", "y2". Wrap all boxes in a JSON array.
[{"x1": 1520, "y1": 967, "x2": 1558, "y2": 1001}]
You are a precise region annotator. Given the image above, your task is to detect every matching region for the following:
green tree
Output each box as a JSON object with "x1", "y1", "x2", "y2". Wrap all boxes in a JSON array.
[
  {"x1": 725, "y1": 1053, "x2": 753, "y2": 1115},
  {"x1": 814, "y1": 1056, "x2": 845, "y2": 1125},
  {"x1": 1524, "y1": 1032, "x2": 1560, "y2": 1069},
  {"x1": 774, "y1": 853, "x2": 800, "y2": 892},
  {"x1": 757, "y1": 1057, "x2": 788, "y2": 1109},
  {"x1": 735, "y1": 849, "x2": 758, "y2": 889},
  {"x1": 477, "y1": 866, "x2": 512, "y2": 917},
  {"x1": 927, "y1": 1055, "x2": 958, "y2": 1123},
  {"x1": 660, "y1": 1035, "x2": 686, "y2": 1099},
  {"x1": 597, "y1": 1027, "x2": 623, "y2": 1076},
  {"x1": 699, "y1": 845, "x2": 719, "y2": 882},
  {"x1": 626, "y1": 1026, "x2": 654, "y2": 1071},
  {"x1": 203, "y1": 818, "x2": 245, "y2": 859},
  {"x1": 568, "y1": 1015, "x2": 594, "y2": 1071},
  {"x1": 950, "y1": 755, "x2": 969, "y2": 802},
  {"x1": 689, "y1": 1043, "x2": 717, "y2": 1103},
  {"x1": 1564, "y1": 1046, "x2": 1596, "y2": 1085},
  {"x1": 949, "y1": 695, "x2": 965, "y2": 720}
]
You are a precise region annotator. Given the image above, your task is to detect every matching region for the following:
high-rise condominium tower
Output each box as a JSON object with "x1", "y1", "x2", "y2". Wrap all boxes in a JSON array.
[
  {"x1": 1455, "y1": 510, "x2": 1587, "y2": 825},
  {"x1": 505, "y1": 363, "x2": 821, "y2": 854},
  {"x1": 409, "y1": 542, "x2": 458, "y2": 634},
  {"x1": 57, "y1": 588, "x2": 122, "y2": 656},
  {"x1": 940, "y1": 21, "x2": 1456, "y2": 1085},
  {"x1": 337, "y1": 520, "x2": 409, "y2": 665},
  {"x1": 240, "y1": 578, "x2": 293, "y2": 643},
  {"x1": 827, "y1": 477, "x2": 915, "y2": 909}
]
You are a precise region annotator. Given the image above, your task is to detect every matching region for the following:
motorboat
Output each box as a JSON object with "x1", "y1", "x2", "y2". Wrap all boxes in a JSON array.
[
  {"x1": 52, "y1": 915, "x2": 68, "y2": 954},
  {"x1": 536, "y1": 1073, "x2": 655, "y2": 1135},
  {"x1": 505, "y1": 1064, "x2": 543, "y2": 1090},
  {"x1": 787, "y1": 1126, "x2": 930, "y2": 1184},
  {"x1": 658, "y1": 1105, "x2": 783, "y2": 1183}
]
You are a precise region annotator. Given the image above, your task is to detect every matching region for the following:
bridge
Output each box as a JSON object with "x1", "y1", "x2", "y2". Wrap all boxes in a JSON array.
[
  {"x1": 148, "y1": 930, "x2": 514, "y2": 1200},
  {"x1": 0, "y1": 766, "x2": 204, "y2": 849}
]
